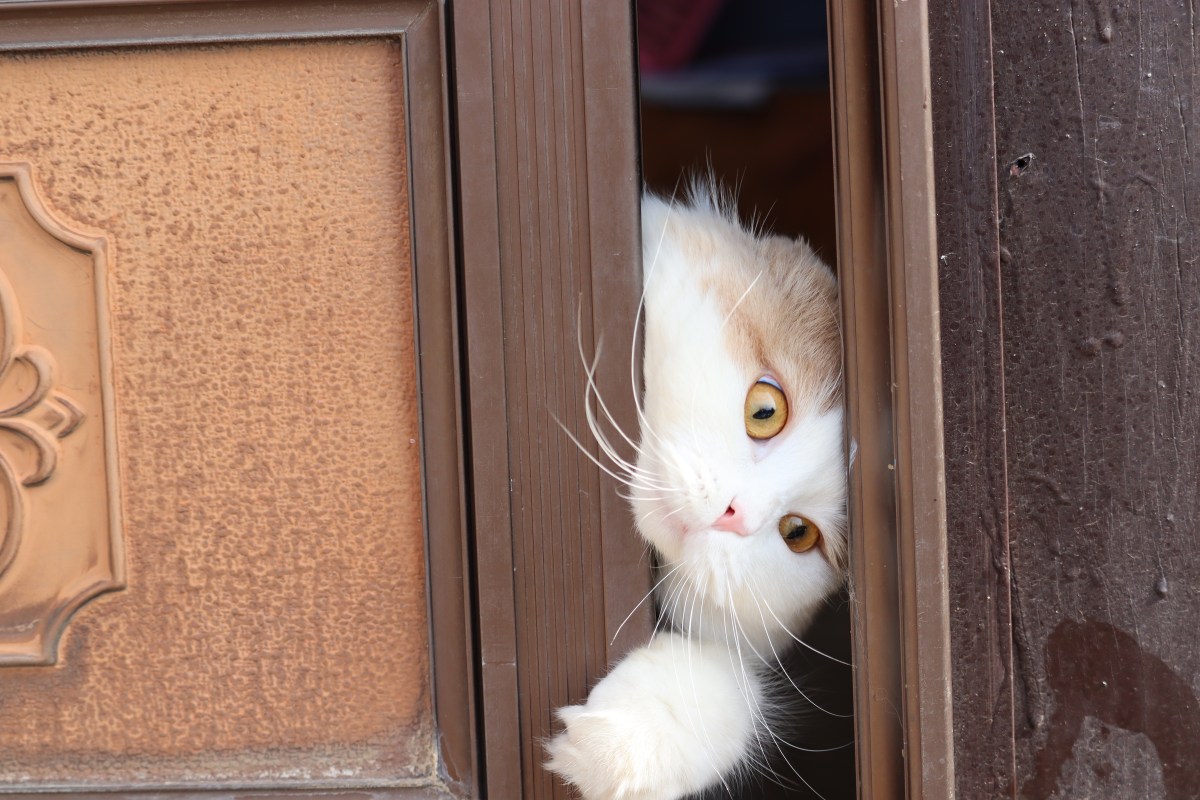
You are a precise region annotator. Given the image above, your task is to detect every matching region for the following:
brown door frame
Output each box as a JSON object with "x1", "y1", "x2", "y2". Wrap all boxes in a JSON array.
[
  {"x1": 829, "y1": 0, "x2": 955, "y2": 797},
  {"x1": 451, "y1": 0, "x2": 959, "y2": 794}
]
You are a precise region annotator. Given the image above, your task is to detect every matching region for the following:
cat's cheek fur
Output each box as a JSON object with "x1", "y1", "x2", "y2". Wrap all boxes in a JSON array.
[{"x1": 545, "y1": 632, "x2": 758, "y2": 800}]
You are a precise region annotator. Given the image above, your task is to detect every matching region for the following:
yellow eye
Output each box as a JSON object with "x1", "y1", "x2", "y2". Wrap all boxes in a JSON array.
[
  {"x1": 744, "y1": 379, "x2": 788, "y2": 439},
  {"x1": 779, "y1": 515, "x2": 821, "y2": 554}
]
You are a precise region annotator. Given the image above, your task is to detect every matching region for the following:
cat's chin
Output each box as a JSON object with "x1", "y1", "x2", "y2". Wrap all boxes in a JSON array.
[{"x1": 650, "y1": 531, "x2": 839, "y2": 653}]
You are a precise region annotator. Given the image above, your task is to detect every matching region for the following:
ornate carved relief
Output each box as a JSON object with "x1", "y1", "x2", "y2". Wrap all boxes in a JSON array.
[{"x1": 0, "y1": 164, "x2": 123, "y2": 665}]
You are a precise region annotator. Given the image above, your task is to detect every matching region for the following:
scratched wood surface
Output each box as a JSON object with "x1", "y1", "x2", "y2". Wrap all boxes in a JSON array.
[
  {"x1": 932, "y1": 1, "x2": 1200, "y2": 797},
  {"x1": 929, "y1": 0, "x2": 1015, "y2": 795}
]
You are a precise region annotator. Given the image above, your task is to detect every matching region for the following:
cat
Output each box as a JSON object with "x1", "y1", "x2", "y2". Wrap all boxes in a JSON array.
[{"x1": 545, "y1": 184, "x2": 849, "y2": 800}]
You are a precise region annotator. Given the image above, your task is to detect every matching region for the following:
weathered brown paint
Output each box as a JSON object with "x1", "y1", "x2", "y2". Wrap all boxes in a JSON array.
[
  {"x1": 932, "y1": 0, "x2": 1200, "y2": 796},
  {"x1": 1025, "y1": 619, "x2": 1200, "y2": 799},
  {"x1": 928, "y1": 0, "x2": 1017, "y2": 796}
]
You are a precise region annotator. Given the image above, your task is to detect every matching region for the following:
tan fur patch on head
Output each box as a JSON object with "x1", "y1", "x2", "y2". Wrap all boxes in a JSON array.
[
  {"x1": 647, "y1": 183, "x2": 842, "y2": 418},
  {"x1": 706, "y1": 231, "x2": 842, "y2": 418}
]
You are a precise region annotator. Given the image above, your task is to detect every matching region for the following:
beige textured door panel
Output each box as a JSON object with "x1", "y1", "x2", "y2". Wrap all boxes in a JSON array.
[{"x1": 0, "y1": 29, "x2": 453, "y2": 793}]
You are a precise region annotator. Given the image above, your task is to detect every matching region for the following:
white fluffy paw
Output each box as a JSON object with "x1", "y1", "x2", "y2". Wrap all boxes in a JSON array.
[{"x1": 545, "y1": 632, "x2": 758, "y2": 800}]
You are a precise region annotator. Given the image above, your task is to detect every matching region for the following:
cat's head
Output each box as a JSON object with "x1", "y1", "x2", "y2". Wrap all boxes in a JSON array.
[{"x1": 631, "y1": 188, "x2": 846, "y2": 649}]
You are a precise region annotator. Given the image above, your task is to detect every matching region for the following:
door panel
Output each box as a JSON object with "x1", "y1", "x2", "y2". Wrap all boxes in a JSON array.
[
  {"x1": 0, "y1": 30, "x2": 447, "y2": 794},
  {"x1": 0, "y1": 165, "x2": 121, "y2": 669}
]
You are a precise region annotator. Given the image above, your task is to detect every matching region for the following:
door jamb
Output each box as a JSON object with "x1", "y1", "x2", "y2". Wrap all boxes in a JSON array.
[{"x1": 828, "y1": 0, "x2": 955, "y2": 796}]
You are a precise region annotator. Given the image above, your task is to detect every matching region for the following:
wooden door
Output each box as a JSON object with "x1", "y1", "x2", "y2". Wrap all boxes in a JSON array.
[
  {"x1": 0, "y1": 2, "x2": 468, "y2": 796},
  {"x1": 0, "y1": 1, "x2": 646, "y2": 797}
]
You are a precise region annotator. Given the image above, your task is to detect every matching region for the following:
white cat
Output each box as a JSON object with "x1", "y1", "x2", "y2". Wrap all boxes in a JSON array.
[{"x1": 545, "y1": 186, "x2": 848, "y2": 800}]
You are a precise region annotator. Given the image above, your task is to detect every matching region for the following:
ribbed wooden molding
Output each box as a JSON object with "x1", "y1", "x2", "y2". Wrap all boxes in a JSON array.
[{"x1": 0, "y1": 163, "x2": 123, "y2": 666}]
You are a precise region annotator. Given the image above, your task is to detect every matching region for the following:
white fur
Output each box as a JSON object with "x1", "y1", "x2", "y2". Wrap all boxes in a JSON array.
[
  {"x1": 546, "y1": 633, "x2": 758, "y2": 800},
  {"x1": 547, "y1": 191, "x2": 846, "y2": 800}
]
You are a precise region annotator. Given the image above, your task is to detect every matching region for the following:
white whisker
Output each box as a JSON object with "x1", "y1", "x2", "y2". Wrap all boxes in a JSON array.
[
  {"x1": 627, "y1": 195, "x2": 676, "y2": 456},
  {"x1": 549, "y1": 412, "x2": 668, "y2": 493},
  {"x1": 743, "y1": 584, "x2": 854, "y2": 719},
  {"x1": 719, "y1": 269, "x2": 763, "y2": 331},
  {"x1": 655, "y1": 567, "x2": 690, "y2": 639},
  {"x1": 683, "y1": 574, "x2": 734, "y2": 797},
  {"x1": 747, "y1": 572, "x2": 853, "y2": 667},
  {"x1": 726, "y1": 587, "x2": 831, "y2": 800},
  {"x1": 578, "y1": 332, "x2": 651, "y2": 466},
  {"x1": 609, "y1": 560, "x2": 685, "y2": 646},
  {"x1": 720, "y1": 598, "x2": 774, "y2": 775},
  {"x1": 637, "y1": 500, "x2": 682, "y2": 526}
]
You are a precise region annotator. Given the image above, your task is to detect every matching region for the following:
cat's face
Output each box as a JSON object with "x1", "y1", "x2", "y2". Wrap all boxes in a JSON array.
[{"x1": 631, "y1": 194, "x2": 846, "y2": 649}]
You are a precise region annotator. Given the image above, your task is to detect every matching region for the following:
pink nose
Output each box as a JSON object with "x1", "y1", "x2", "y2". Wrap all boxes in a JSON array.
[{"x1": 712, "y1": 501, "x2": 749, "y2": 536}]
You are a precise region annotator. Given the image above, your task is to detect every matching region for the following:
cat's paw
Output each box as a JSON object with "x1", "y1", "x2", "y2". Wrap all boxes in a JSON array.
[{"x1": 545, "y1": 632, "x2": 757, "y2": 800}]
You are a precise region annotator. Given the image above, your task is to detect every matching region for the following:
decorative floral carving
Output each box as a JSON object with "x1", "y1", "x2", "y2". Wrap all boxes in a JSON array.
[
  {"x1": 0, "y1": 163, "x2": 122, "y2": 666},
  {"x1": 0, "y1": 268, "x2": 86, "y2": 579}
]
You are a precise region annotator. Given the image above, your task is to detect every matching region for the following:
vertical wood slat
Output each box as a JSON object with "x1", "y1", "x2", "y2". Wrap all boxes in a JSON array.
[
  {"x1": 447, "y1": 5, "x2": 521, "y2": 796},
  {"x1": 579, "y1": 0, "x2": 646, "y2": 672},
  {"x1": 449, "y1": 2, "x2": 646, "y2": 798},
  {"x1": 927, "y1": 0, "x2": 1016, "y2": 796},
  {"x1": 875, "y1": 0, "x2": 956, "y2": 797}
]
